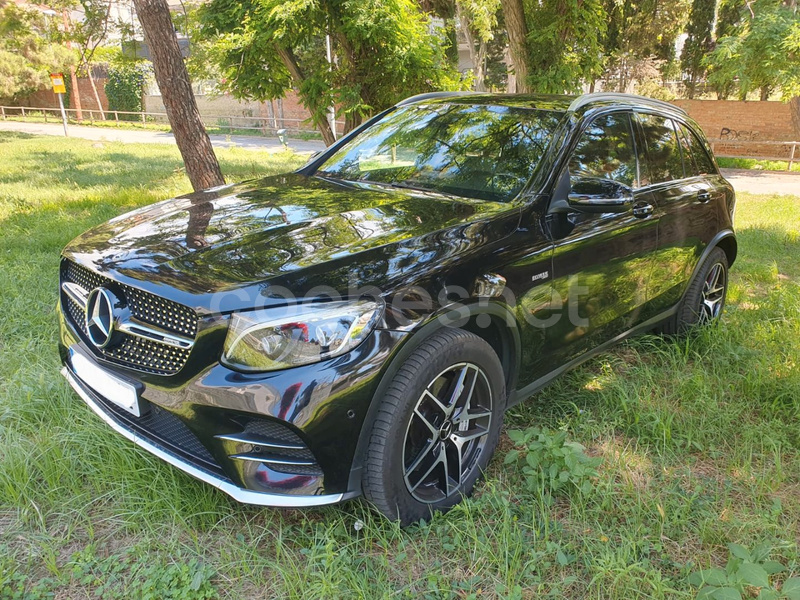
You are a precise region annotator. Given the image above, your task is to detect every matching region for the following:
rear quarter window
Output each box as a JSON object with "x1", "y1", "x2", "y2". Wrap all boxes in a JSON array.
[{"x1": 681, "y1": 123, "x2": 717, "y2": 175}]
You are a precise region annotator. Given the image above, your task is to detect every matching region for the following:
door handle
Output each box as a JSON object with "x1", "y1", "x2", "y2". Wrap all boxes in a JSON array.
[
  {"x1": 632, "y1": 202, "x2": 654, "y2": 218},
  {"x1": 697, "y1": 190, "x2": 711, "y2": 203}
]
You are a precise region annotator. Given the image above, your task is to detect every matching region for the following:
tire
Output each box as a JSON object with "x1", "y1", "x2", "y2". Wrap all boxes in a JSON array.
[
  {"x1": 661, "y1": 247, "x2": 729, "y2": 334},
  {"x1": 362, "y1": 328, "x2": 505, "y2": 526}
]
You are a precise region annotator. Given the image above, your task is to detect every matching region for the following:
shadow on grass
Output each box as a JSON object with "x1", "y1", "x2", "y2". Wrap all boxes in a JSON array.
[{"x1": 0, "y1": 131, "x2": 37, "y2": 142}]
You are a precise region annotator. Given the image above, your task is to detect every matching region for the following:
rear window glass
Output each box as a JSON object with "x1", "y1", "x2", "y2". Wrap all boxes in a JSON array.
[{"x1": 637, "y1": 114, "x2": 684, "y2": 184}]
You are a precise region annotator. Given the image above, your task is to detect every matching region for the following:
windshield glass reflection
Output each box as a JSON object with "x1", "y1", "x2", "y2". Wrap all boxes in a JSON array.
[{"x1": 317, "y1": 103, "x2": 562, "y2": 202}]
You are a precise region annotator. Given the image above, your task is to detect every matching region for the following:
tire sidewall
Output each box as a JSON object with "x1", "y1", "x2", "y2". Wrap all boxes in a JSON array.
[
  {"x1": 682, "y1": 247, "x2": 729, "y2": 329},
  {"x1": 369, "y1": 331, "x2": 505, "y2": 524}
]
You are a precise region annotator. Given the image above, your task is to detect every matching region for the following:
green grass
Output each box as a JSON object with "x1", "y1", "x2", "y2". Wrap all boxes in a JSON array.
[
  {"x1": 717, "y1": 156, "x2": 800, "y2": 173},
  {"x1": 1, "y1": 131, "x2": 799, "y2": 598}
]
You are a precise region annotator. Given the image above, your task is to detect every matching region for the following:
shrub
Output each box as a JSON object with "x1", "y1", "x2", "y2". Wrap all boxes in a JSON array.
[
  {"x1": 504, "y1": 427, "x2": 601, "y2": 497},
  {"x1": 105, "y1": 62, "x2": 150, "y2": 120}
]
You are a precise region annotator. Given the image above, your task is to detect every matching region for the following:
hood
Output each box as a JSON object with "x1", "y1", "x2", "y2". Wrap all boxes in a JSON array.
[{"x1": 63, "y1": 174, "x2": 518, "y2": 309}]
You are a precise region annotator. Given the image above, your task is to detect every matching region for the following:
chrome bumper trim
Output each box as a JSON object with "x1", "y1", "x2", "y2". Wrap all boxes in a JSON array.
[{"x1": 61, "y1": 367, "x2": 345, "y2": 508}]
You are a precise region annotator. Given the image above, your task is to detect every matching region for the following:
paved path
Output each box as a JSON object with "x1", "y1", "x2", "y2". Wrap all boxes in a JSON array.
[
  {"x1": 2, "y1": 120, "x2": 798, "y2": 195},
  {"x1": 0, "y1": 119, "x2": 326, "y2": 154},
  {"x1": 719, "y1": 168, "x2": 799, "y2": 196}
]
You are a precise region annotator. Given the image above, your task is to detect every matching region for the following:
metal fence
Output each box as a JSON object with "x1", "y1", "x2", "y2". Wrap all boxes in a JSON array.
[{"x1": 0, "y1": 105, "x2": 343, "y2": 138}]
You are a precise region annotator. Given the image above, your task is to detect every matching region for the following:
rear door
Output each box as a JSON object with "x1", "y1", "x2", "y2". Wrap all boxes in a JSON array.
[{"x1": 633, "y1": 113, "x2": 720, "y2": 312}]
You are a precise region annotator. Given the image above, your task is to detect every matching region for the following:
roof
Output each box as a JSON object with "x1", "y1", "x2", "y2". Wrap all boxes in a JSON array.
[{"x1": 396, "y1": 91, "x2": 687, "y2": 116}]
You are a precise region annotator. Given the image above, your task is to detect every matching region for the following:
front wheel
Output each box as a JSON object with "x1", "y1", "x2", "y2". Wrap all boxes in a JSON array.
[{"x1": 362, "y1": 328, "x2": 505, "y2": 525}]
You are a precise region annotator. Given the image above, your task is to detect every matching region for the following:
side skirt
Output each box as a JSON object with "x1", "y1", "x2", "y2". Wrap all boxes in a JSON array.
[{"x1": 507, "y1": 305, "x2": 678, "y2": 407}]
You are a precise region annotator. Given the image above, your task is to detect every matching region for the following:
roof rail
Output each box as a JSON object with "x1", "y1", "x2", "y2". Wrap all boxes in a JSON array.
[
  {"x1": 567, "y1": 92, "x2": 687, "y2": 115},
  {"x1": 395, "y1": 91, "x2": 479, "y2": 107}
]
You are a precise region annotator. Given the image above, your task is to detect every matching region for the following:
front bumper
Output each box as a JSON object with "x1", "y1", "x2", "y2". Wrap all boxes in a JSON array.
[
  {"x1": 62, "y1": 365, "x2": 346, "y2": 507},
  {"x1": 59, "y1": 302, "x2": 409, "y2": 508}
]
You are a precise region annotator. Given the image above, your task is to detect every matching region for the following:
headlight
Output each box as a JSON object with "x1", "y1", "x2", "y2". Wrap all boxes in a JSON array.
[{"x1": 221, "y1": 300, "x2": 383, "y2": 372}]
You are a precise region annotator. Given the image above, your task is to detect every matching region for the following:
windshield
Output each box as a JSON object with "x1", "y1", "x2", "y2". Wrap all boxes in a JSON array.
[{"x1": 316, "y1": 103, "x2": 563, "y2": 202}]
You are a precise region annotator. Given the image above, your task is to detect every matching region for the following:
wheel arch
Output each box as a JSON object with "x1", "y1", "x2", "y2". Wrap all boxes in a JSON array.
[
  {"x1": 715, "y1": 233, "x2": 738, "y2": 267},
  {"x1": 685, "y1": 231, "x2": 737, "y2": 300}
]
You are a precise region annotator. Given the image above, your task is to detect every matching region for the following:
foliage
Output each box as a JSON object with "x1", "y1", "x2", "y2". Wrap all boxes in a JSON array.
[
  {"x1": 521, "y1": 0, "x2": 607, "y2": 93},
  {"x1": 105, "y1": 61, "x2": 150, "y2": 118},
  {"x1": 705, "y1": 2, "x2": 800, "y2": 102},
  {"x1": 504, "y1": 427, "x2": 601, "y2": 496},
  {"x1": 680, "y1": 0, "x2": 715, "y2": 97},
  {"x1": 66, "y1": 0, "x2": 116, "y2": 76},
  {"x1": 688, "y1": 543, "x2": 800, "y2": 600},
  {"x1": 199, "y1": 0, "x2": 462, "y2": 141},
  {"x1": 707, "y1": 0, "x2": 745, "y2": 99},
  {"x1": 172, "y1": 2, "x2": 220, "y2": 83},
  {"x1": 68, "y1": 546, "x2": 219, "y2": 599},
  {"x1": 602, "y1": 0, "x2": 690, "y2": 92},
  {"x1": 0, "y1": 2, "x2": 75, "y2": 100},
  {"x1": 455, "y1": 0, "x2": 503, "y2": 91}
]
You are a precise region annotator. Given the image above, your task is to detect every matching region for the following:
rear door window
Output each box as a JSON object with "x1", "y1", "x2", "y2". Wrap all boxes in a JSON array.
[
  {"x1": 636, "y1": 114, "x2": 684, "y2": 184},
  {"x1": 569, "y1": 112, "x2": 638, "y2": 187}
]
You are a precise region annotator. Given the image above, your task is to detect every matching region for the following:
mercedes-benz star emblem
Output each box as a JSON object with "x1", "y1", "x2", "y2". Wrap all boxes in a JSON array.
[{"x1": 85, "y1": 287, "x2": 120, "y2": 348}]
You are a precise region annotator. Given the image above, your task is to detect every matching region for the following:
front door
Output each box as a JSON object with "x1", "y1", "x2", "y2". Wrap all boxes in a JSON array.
[{"x1": 543, "y1": 110, "x2": 659, "y2": 367}]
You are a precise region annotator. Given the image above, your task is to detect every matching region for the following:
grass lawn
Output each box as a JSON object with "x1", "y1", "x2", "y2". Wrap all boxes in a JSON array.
[{"x1": 1, "y1": 131, "x2": 799, "y2": 599}]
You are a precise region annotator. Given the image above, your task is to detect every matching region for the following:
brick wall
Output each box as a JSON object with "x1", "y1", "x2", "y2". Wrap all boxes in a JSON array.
[
  {"x1": 672, "y1": 99, "x2": 795, "y2": 142},
  {"x1": 16, "y1": 78, "x2": 108, "y2": 112},
  {"x1": 143, "y1": 89, "x2": 330, "y2": 132},
  {"x1": 671, "y1": 100, "x2": 798, "y2": 161}
]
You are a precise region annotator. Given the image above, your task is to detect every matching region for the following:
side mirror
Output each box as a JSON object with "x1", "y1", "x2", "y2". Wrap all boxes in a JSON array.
[{"x1": 567, "y1": 177, "x2": 634, "y2": 213}]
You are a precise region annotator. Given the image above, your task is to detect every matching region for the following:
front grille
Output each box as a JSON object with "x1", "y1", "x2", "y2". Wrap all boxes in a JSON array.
[{"x1": 61, "y1": 260, "x2": 198, "y2": 375}]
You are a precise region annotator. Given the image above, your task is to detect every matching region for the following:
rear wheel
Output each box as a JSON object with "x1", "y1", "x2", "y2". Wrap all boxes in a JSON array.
[
  {"x1": 661, "y1": 247, "x2": 729, "y2": 334},
  {"x1": 362, "y1": 328, "x2": 505, "y2": 525}
]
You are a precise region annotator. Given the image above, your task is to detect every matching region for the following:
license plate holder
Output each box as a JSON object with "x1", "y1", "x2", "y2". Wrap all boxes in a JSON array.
[{"x1": 70, "y1": 349, "x2": 141, "y2": 417}]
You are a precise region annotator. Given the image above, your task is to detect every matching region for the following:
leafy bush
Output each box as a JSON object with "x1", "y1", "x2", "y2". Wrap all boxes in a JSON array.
[
  {"x1": 105, "y1": 62, "x2": 150, "y2": 120},
  {"x1": 688, "y1": 543, "x2": 800, "y2": 600},
  {"x1": 504, "y1": 427, "x2": 601, "y2": 497}
]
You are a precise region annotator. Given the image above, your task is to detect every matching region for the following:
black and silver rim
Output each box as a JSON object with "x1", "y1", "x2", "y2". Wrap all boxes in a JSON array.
[
  {"x1": 700, "y1": 262, "x2": 726, "y2": 323},
  {"x1": 402, "y1": 362, "x2": 493, "y2": 504}
]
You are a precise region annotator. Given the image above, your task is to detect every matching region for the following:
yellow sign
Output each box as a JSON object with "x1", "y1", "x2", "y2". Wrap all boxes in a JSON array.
[{"x1": 50, "y1": 73, "x2": 66, "y2": 95}]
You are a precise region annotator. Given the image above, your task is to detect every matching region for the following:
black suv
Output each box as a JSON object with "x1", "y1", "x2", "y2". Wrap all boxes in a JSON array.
[{"x1": 59, "y1": 92, "x2": 736, "y2": 524}]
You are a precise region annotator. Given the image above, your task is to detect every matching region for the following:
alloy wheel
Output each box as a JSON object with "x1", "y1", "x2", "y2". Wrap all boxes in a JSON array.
[
  {"x1": 700, "y1": 262, "x2": 726, "y2": 323},
  {"x1": 402, "y1": 362, "x2": 493, "y2": 503}
]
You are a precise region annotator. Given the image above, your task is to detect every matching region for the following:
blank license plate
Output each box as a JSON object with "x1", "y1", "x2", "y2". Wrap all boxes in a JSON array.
[{"x1": 71, "y1": 350, "x2": 141, "y2": 417}]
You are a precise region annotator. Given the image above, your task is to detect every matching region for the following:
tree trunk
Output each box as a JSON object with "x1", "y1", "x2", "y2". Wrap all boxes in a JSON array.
[
  {"x1": 62, "y1": 10, "x2": 83, "y2": 121},
  {"x1": 790, "y1": 97, "x2": 800, "y2": 140},
  {"x1": 275, "y1": 45, "x2": 336, "y2": 146},
  {"x1": 456, "y1": 5, "x2": 486, "y2": 92},
  {"x1": 760, "y1": 86, "x2": 770, "y2": 101},
  {"x1": 86, "y1": 67, "x2": 106, "y2": 119},
  {"x1": 500, "y1": 0, "x2": 529, "y2": 93},
  {"x1": 133, "y1": 0, "x2": 224, "y2": 191}
]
